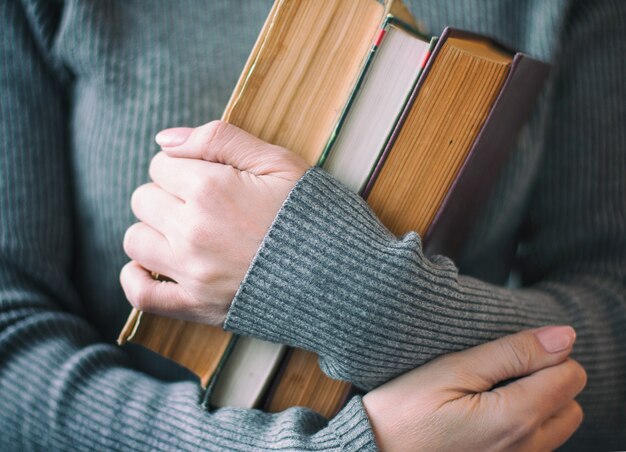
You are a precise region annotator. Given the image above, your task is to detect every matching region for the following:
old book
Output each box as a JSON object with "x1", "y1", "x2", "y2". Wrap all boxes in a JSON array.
[
  {"x1": 118, "y1": 0, "x2": 550, "y2": 418},
  {"x1": 118, "y1": 0, "x2": 415, "y2": 415},
  {"x1": 118, "y1": 308, "x2": 231, "y2": 388},
  {"x1": 206, "y1": 12, "x2": 431, "y2": 415},
  {"x1": 321, "y1": 17, "x2": 432, "y2": 193},
  {"x1": 209, "y1": 335, "x2": 286, "y2": 408},
  {"x1": 264, "y1": 27, "x2": 550, "y2": 416}
]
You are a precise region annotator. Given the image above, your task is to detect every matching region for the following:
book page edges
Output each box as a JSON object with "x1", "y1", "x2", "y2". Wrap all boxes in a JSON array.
[
  {"x1": 118, "y1": 310, "x2": 233, "y2": 388},
  {"x1": 263, "y1": 348, "x2": 352, "y2": 418},
  {"x1": 318, "y1": 16, "x2": 429, "y2": 167},
  {"x1": 117, "y1": 307, "x2": 142, "y2": 345},
  {"x1": 423, "y1": 54, "x2": 550, "y2": 258},
  {"x1": 222, "y1": 0, "x2": 386, "y2": 164},
  {"x1": 360, "y1": 27, "x2": 453, "y2": 199},
  {"x1": 223, "y1": 0, "x2": 412, "y2": 124},
  {"x1": 362, "y1": 27, "x2": 543, "y2": 249},
  {"x1": 222, "y1": 0, "x2": 283, "y2": 120},
  {"x1": 117, "y1": 0, "x2": 419, "y2": 405}
]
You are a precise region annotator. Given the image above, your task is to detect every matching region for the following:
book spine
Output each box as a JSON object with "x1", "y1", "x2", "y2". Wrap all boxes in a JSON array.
[
  {"x1": 361, "y1": 28, "x2": 453, "y2": 199},
  {"x1": 317, "y1": 20, "x2": 391, "y2": 167},
  {"x1": 358, "y1": 36, "x2": 436, "y2": 196},
  {"x1": 203, "y1": 334, "x2": 240, "y2": 409}
]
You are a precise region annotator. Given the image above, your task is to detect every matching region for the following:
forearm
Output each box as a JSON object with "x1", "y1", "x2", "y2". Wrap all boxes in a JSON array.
[
  {"x1": 0, "y1": 272, "x2": 374, "y2": 451},
  {"x1": 221, "y1": 169, "x2": 626, "y2": 449},
  {"x1": 224, "y1": 169, "x2": 624, "y2": 386},
  {"x1": 226, "y1": 11, "x2": 626, "y2": 443}
]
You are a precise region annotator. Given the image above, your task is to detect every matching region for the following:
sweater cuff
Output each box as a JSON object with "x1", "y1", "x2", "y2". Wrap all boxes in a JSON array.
[
  {"x1": 327, "y1": 396, "x2": 378, "y2": 451},
  {"x1": 223, "y1": 167, "x2": 396, "y2": 355}
]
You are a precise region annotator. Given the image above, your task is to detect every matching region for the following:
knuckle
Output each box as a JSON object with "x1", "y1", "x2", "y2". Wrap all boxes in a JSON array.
[
  {"x1": 187, "y1": 260, "x2": 216, "y2": 283},
  {"x1": 148, "y1": 152, "x2": 166, "y2": 180},
  {"x1": 183, "y1": 220, "x2": 209, "y2": 245},
  {"x1": 130, "y1": 188, "x2": 142, "y2": 215},
  {"x1": 501, "y1": 334, "x2": 536, "y2": 373},
  {"x1": 131, "y1": 281, "x2": 153, "y2": 311},
  {"x1": 119, "y1": 263, "x2": 152, "y2": 311},
  {"x1": 514, "y1": 416, "x2": 540, "y2": 440},
  {"x1": 119, "y1": 262, "x2": 132, "y2": 288},
  {"x1": 188, "y1": 174, "x2": 218, "y2": 202},
  {"x1": 130, "y1": 183, "x2": 151, "y2": 215},
  {"x1": 186, "y1": 178, "x2": 205, "y2": 201},
  {"x1": 566, "y1": 359, "x2": 588, "y2": 392},
  {"x1": 123, "y1": 223, "x2": 141, "y2": 256},
  {"x1": 493, "y1": 389, "x2": 544, "y2": 443},
  {"x1": 198, "y1": 120, "x2": 228, "y2": 148},
  {"x1": 499, "y1": 401, "x2": 541, "y2": 441},
  {"x1": 571, "y1": 401, "x2": 584, "y2": 428},
  {"x1": 574, "y1": 361, "x2": 588, "y2": 389}
]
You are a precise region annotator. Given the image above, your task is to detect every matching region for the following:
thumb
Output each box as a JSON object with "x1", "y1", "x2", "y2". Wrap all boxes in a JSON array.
[
  {"x1": 155, "y1": 120, "x2": 305, "y2": 177},
  {"x1": 441, "y1": 326, "x2": 576, "y2": 393}
]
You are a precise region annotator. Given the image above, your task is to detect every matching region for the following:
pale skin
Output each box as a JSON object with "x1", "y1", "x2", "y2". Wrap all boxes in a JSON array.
[{"x1": 120, "y1": 120, "x2": 586, "y2": 451}]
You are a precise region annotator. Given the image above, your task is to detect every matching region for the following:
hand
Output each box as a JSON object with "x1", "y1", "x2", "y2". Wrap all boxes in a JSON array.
[
  {"x1": 120, "y1": 121, "x2": 309, "y2": 325},
  {"x1": 363, "y1": 326, "x2": 586, "y2": 452}
]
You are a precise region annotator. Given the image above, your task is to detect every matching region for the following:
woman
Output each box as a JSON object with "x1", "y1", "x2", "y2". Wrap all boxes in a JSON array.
[{"x1": 1, "y1": 0, "x2": 623, "y2": 450}]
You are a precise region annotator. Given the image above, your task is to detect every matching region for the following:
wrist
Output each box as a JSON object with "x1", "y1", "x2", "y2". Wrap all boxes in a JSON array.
[
  {"x1": 328, "y1": 396, "x2": 379, "y2": 452},
  {"x1": 224, "y1": 167, "x2": 398, "y2": 387}
]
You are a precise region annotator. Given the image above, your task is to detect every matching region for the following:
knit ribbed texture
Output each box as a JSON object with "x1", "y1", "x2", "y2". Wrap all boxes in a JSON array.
[{"x1": 1, "y1": 0, "x2": 625, "y2": 450}]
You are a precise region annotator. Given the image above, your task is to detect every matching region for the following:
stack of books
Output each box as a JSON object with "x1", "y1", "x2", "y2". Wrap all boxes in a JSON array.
[{"x1": 118, "y1": 0, "x2": 549, "y2": 418}]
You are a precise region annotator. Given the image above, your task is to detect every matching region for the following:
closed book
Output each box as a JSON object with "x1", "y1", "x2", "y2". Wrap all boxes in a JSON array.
[
  {"x1": 264, "y1": 27, "x2": 550, "y2": 417},
  {"x1": 363, "y1": 28, "x2": 550, "y2": 256},
  {"x1": 118, "y1": 0, "x2": 550, "y2": 419},
  {"x1": 118, "y1": 0, "x2": 415, "y2": 416}
]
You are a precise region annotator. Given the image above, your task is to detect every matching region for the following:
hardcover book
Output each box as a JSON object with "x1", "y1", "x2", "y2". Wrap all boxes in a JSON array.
[
  {"x1": 118, "y1": 0, "x2": 550, "y2": 419},
  {"x1": 119, "y1": 0, "x2": 413, "y2": 416}
]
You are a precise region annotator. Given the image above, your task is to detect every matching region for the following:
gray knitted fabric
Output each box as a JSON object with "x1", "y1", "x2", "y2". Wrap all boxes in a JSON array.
[{"x1": 0, "y1": 0, "x2": 624, "y2": 450}]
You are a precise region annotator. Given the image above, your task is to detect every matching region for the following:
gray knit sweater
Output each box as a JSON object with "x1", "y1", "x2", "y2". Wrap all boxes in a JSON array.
[{"x1": 1, "y1": 0, "x2": 624, "y2": 450}]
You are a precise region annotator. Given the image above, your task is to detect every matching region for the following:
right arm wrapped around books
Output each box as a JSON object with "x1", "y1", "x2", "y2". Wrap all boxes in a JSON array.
[
  {"x1": 223, "y1": 2, "x2": 626, "y2": 437},
  {"x1": 225, "y1": 5, "x2": 626, "y2": 435}
]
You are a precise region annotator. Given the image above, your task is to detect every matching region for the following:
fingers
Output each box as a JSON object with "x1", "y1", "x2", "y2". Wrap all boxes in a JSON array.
[
  {"x1": 439, "y1": 326, "x2": 577, "y2": 393},
  {"x1": 361, "y1": 327, "x2": 586, "y2": 452},
  {"x1": 536, "y1": 401, "x2": 584, "y2": 451},
  {"x1": 131, "y1": 181, "x2": 184, "y2": 233},
  {"x1": 120, "y1": 260, "x2": 226, "y2": 326},
  {"x1": 494, "y1": 358, "x2": 587, "y2": 421},
  {"x1": 156, "y1": 120, "x2": 261, "y2": 169},
  {"x1": 120, "y1": 261, "x2": 189, "y2": 318},
  {"x1": 156, "y1": 120, "x2": 307, "y2": 177},
  {"x1": 148, "y1": 152, "x2": 219, "y2": 200},
  {"x1": 123, "y1": 222, "x2": 177, "y2": 279}
]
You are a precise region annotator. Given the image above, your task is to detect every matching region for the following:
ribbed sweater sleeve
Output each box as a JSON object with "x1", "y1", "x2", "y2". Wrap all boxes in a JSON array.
[
  {"x1": 0, "y1": 2, "x2": 377, "y2": 450},
  {"x1": 224, "y1": 0, "x2": 626, "y2": 440}
]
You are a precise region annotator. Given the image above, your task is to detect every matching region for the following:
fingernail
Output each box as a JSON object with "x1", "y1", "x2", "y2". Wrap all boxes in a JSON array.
[
  {"x1": 155, "y1": 127, "x2": 193, "y2": 147},
  {"x1": 534, "y1": 325, "x2": 576, "y2": 353}
]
